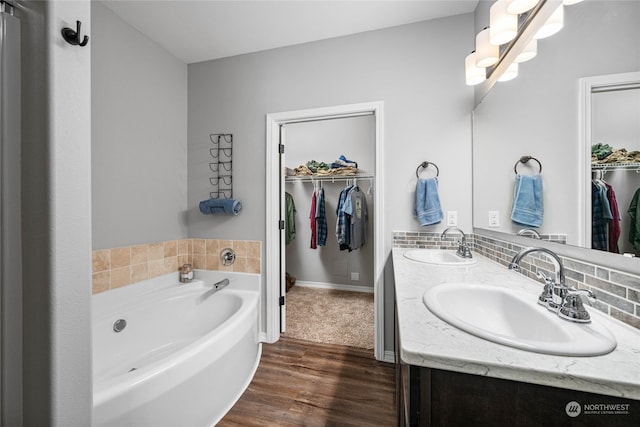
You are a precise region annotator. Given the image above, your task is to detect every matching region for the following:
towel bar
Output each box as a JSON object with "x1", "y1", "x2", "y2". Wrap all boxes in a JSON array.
[
  {"x1": 416, "y1": 161, "x2": 440, "y2": 178},
  {"x1": 514, "y1": 155, "x2": 542, "y2": 174}
]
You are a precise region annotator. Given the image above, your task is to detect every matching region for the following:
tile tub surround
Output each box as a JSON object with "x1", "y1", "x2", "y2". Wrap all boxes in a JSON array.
[
  {"x1": 392, "y1": 248, "x2": 640, "y2": 400},
  {"x1": 92, "y1": 239, "x2": 261, "y2": 294},
  {"x1": 392, "y1": 231, "x2": 640, "y2": 329}
]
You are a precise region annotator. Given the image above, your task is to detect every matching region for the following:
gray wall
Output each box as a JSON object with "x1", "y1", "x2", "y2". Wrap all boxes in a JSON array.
[
  {"x1": 19, "y1": 0, "x2": 92, "y2": 424},
  {"x1": 92, "y1": 1, "x2": 188, "y2": 250},
  {"x1": 188, "y1": 14, "x2": 475, "y2": 351},
  {"x1": 284, "y1": 116, "x2": 375, "y2": 289}
]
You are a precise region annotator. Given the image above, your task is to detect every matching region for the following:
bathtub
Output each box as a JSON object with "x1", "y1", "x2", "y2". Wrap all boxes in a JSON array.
[{"x1": 92, "y1": 270, "x2": 261, "y2": 427}]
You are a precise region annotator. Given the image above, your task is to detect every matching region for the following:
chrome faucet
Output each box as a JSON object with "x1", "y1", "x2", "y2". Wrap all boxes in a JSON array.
[
  {"x1": 212, "y1": 278, "x2": 230, "y2": 291},
  {"x1": 508, "y1": 247, "x2": 595, "y2": 323},
  {"x1": 517, "y1": 228, "x2": 541, "y2": 239},
  {"x1": 440, "y1": 227, "x2": 473, "y2": 259}
]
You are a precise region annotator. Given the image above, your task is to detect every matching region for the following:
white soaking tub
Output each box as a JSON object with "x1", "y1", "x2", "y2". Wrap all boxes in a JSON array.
[{"x1": 92, "y1": 270, "x2": 261, "y2": 427}]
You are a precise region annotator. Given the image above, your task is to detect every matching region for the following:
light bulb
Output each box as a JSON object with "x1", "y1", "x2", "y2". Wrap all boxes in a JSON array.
[
  {"x1": 498, "y1": 62, "x2": 519, "y2": 82},
  {"x1": 514, "y1": 38, "x2": 537, "y2": 63},
  {"x1": 506, "y1": 0, "x2": 539, "y2": 15},
  {"x1": 475, "y1": 28, "x2": 499, "y2": 68},
  {"x1": 490, "y1": 1, "x2": 518, "y2": 45},
  {"x1": 534, "y1": 5, "x2": 564, "y2": 39},
  {"x1": 465, "y1": 51, "x2": 486, "y2": 86}
]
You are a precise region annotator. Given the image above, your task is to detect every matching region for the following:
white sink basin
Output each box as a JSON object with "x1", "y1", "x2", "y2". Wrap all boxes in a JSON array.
[
  {"x1": 423, "y1": 283, "x2": 617, "y2": 356},
  {"x1": 403, "y1": 249, "x2": 477, "y2": 266}
]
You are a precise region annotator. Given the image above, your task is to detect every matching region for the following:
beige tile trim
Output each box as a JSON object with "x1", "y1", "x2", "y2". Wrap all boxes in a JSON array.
[{"x1": 92, "y1": 239, "x2": 261, "y2": 294}]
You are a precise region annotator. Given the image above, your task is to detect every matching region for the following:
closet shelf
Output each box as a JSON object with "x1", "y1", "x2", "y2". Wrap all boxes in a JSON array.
[
  {"x1": 592, "y1": 162, "x2": 640, "y2": 172},
  {"x1": 285, "y1": 173, "x2": 374, "y2": 183}
]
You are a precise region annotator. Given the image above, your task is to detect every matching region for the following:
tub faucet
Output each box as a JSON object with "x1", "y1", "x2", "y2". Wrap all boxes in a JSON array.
[
  {"x1": 440, "y1": 227, "x2": 472, "y2": 259},
  {"x1": 212, "y1": 278, "x2": 230, "y2": 291},
  {"x1": 508, "y1": 247, "x2": 595, "y2": 322}
]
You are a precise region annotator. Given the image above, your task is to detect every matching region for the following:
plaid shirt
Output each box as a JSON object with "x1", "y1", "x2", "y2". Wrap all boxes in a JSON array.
[
  {"x1": 336, "y1": 185, "x2": 354, "y2": 249},
  {"x1": 592, "y1": 181, "x2": 610, "y2": 251},
  {"x1": 316, "y1": 187, "x2": 327, "y2": 246}
]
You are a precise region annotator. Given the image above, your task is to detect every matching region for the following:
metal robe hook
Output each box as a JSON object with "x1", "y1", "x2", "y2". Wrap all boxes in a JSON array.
[{"x1": 62, "y1": 20, "x2": 89, "y2": 47}]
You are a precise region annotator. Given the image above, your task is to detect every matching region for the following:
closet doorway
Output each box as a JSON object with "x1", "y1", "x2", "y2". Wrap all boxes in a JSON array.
[{"x1": 265, "y1": 102, "x2": 386, "y2": 361}]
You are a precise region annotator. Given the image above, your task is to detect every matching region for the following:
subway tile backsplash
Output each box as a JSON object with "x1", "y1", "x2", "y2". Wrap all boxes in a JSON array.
[
  {"x1": 92, "y1": 239, "x2": 261, "y2": 294},
  {"x1": 393, "y1": 231, "x2": 640, "y2": 330}
]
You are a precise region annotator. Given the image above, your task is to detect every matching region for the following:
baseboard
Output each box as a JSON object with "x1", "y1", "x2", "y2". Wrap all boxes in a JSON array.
[{"x1": 294, "y1": 280, "x2": 374, "y2": 293}]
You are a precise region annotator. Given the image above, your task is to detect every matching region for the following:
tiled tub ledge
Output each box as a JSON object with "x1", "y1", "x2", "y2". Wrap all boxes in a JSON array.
[
  {"x1": 392, "y1": 248, "x2": 640, "y2": 400},
  {"x1": 92, "y1": 239, "x2": 261, "y2": 294}
]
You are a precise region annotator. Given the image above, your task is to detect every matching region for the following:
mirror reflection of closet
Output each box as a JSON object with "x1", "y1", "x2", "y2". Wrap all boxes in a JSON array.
[{"x1": 590, "y1": 81, "x2": 640, "y2": 256}]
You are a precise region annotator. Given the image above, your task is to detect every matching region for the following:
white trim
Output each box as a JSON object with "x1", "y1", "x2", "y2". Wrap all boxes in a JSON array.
[
  {"x1": 383, "y1": 351, "x2": 396, "y2": 364},
  {"x1": 265, "y1": 101, "x2": 385, "y2": 361},
  {"x1": 293, "y1": 280, "x2": 374, "y2": 293},
  {"x1": 579, "y1": 71, "x2": 640, "y2": 249}
]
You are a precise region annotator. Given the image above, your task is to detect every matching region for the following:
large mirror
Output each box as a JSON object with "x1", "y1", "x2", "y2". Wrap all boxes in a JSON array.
[{"x1": 472, "y1": 1, "x2": 640, "y2": 266}]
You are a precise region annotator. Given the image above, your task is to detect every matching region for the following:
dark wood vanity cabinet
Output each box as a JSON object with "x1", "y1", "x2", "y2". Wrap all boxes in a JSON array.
[{"x1": 395, "y1": 309, "x2": 639, "y2": 426}]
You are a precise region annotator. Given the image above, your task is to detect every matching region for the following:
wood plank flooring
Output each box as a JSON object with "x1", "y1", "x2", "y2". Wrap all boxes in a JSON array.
[{"x1": 218, "y1": 337, "x2": 396, "y2": 427}]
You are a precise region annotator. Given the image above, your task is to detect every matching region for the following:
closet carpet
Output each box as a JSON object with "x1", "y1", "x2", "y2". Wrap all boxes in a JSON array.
[{"x1": 283, "y1": 286, "x2": 374, "y2": 350}]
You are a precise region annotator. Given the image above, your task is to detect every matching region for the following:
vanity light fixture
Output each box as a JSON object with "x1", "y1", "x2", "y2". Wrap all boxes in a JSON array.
[
  {"x1": 497, "y1": 62, "x2": 519, "y2": 82},
  {"x1": 534, "y1": 4, "x2": 564, "y2": 39},
  {"x1": 514, "y1": 38, "x2": 537, "y2": 63},
  {"x1": 468, "y1": 0, "x2": 582, "y2": 86},
  {"x1": 465, "y1": 51, "x2": 487, "y2": 86},
  {"x1": 490, "y1": 0, "x2": 518, "y2": 45},
  {"x1": 506, "y1": 0, "x2": 539, "y2": 15},
  {"x1": 475, "y1": 27, "x2": 499, "y2": 67}
]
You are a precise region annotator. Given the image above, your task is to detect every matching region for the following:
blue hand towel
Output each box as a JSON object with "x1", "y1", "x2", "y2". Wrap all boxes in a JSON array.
[
  {"x1": 199, "y1": 198, "x2": 242, "y2": 216},
  {"x1": 415, "y1": 178, "x2": 443, "y2": 226},
  {"x1": 511, "y1": 174, "x2": 543, "y2": 227}
]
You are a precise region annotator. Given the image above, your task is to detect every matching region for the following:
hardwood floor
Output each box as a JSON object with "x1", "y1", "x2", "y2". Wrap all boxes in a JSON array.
[{"x1": 218, "y1": 337, "x2": 396, "y2": 427}]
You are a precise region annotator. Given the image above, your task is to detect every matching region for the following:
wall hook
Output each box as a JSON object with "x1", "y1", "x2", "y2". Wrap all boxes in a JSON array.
[{"x1": 61, "y1": 20, "x2": 89, "y2": 47}]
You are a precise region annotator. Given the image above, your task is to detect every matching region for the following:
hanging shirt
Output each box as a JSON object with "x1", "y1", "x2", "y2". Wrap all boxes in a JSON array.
[
  {"x1": 592, "y1": 181, "x2": 611, "y2": 251},
  {"x1": 285, "y1": 192, "x2": 296, "y2": 245},
  {"x1": 336, "y1": 185, "x2": 354, "y2": 250},
  {"x1": 309, "y1": 190, "x2": 317, "y2": 249},
  {"x1": 629, "y1": 188, "x2": 640, "y2": 251},
  {"x1": 316, "y1": 187, "x2": 327, "y2": 246},
  {"x1": 343, "y1": 186, "x2": 368, "y2": 250},
  {"x1": 604, "y1": 183, "x2": 620, "y2": 253}
]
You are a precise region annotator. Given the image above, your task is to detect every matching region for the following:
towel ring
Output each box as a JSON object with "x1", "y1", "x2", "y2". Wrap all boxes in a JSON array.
[
  {"x1": 416, "y1": 161, "x2": 440, "y2": 178},
  {"x1": 514, "y1": 156, "x2": 542, "y2": 175}
]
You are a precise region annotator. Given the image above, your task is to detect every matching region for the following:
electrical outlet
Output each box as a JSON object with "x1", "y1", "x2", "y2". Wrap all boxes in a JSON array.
[
  {"x1": 446, "y1": 211, "x2": 458, "y2": 226},
  {"x1": 488, "y1": 211, "x2": 500, "y2": 227},
  {"x1": 350, "y1": 272, "x2": 360, "y2": 281}
]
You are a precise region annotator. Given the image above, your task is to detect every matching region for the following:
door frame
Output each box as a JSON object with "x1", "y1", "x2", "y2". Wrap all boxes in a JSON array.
[
  {"x1": 579, "y1": 71, "x2": 640, "y2": 248},
  {"x1": 265, "y1": 101, "x2": 385, "y2": 361}
]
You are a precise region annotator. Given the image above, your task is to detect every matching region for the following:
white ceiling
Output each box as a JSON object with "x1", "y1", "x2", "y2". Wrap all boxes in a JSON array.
[{"x1": 101, "y1": 0, "x2": 479, "y2": 64}]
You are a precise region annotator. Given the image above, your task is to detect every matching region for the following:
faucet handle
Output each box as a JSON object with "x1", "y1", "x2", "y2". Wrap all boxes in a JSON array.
[
  {"x1": 535, "y1": 271, "x2": 555, "y2": 309},
  {"x1": 558, "y1": 288, "x2": 595, "y2": 323},
  {"x1": 536, "y1": 271, "x2": 552, "y2": 283}
]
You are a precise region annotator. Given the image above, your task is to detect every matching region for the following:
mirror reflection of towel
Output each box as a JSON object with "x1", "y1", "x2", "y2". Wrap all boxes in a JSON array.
[
  {"x1": 415, "y1": 178, "x2": 443, "y2": 226},
  {"x1": 511, "y1": 174, "x2": 543, "y2": 227}
]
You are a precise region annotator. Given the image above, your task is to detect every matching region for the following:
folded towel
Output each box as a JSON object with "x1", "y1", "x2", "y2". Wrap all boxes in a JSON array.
[
  {"x1": 511, "y1": 174, "x2": 543, "y2": 227},
  {"x1": 199, "y1": 198, "x2": 242, "y2": 216},
  {"x1": 415, "y1": 178, "x2": 443, "y2": 226}
]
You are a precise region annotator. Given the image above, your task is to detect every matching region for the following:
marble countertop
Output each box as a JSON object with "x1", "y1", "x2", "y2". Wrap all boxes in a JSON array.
[{"x1": 392, "y1": 248, "x2": 640, "y2": 400}]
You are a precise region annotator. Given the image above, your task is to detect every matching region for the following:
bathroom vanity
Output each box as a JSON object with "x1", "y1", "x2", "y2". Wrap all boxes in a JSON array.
[{"x1": 393, "y1": 248, "x2": 640, "y2": 426}]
